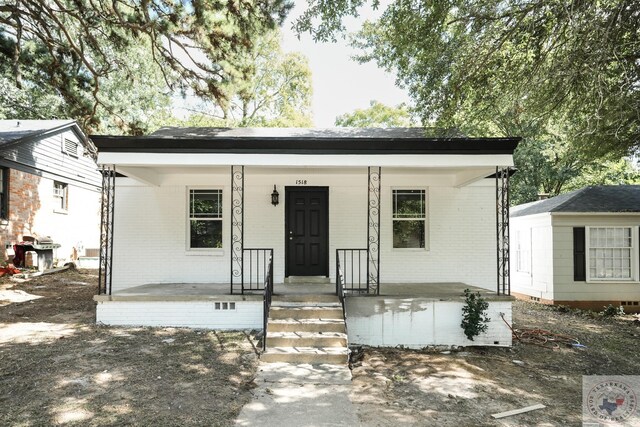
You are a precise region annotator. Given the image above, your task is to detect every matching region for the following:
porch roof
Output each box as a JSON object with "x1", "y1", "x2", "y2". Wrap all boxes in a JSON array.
[
  {"x1": 92, "y1": 127, "x2": 519, "y2": 157},
  {"x1": 92, "y1": 128, "x2": 518, "y2": 185}
]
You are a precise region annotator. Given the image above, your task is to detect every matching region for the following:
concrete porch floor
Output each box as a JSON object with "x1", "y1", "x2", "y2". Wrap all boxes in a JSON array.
[{"x1": 95, "y1": 282, "x2": 513, "y2": 302}]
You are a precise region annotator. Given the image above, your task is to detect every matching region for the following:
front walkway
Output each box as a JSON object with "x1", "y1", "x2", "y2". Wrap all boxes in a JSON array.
[{"x1": 236, "y1": 362, "x2": 358, "y2": 427}]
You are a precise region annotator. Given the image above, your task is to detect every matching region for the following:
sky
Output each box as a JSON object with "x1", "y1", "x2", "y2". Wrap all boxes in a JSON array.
[
  {"x1": 279, "y1": 3, "x2": 411, "y2": 127},
  {"x1": 172, "y1": 2, "x2": 411, "y2": 127}
]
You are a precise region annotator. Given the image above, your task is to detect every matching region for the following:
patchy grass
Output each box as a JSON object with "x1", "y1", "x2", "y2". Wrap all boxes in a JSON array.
[{"x1": 0, "y1": 270, "x2": 259, "y2": 426}]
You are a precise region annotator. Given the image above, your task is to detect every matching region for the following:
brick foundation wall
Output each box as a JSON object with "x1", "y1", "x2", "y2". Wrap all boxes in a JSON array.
[
  {"x1": 0, "y1": 169, "x2": 42, "y2": 261},
  {"x1": 511, "y1": 291, "x2": 640, "y2": 313}
]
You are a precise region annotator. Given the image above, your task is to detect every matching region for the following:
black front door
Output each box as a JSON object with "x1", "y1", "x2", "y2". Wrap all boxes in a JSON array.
[{"x1": 285, "y1": 187, "x2": 329, "y2": 277}]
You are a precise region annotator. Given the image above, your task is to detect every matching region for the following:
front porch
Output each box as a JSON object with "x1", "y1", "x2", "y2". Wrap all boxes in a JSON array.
[
  {"x1": 94, "y1": 282, "x2": 513, "y2": 348},
  {"x1": 91, "y1": 128, "x2": 520, "y2": 351},
  {"x1": 94, "y1": 281, "x2": 510, "y2": 300}
]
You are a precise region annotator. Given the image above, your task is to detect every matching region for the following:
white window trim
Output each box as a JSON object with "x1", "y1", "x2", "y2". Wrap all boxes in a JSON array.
[
  {"x1": 53, "y1": 181, "x2": 68, "y2": 214},
  {"x1": 515, "y1": 229, "x2": 532, "y2": 275},
  {"x1": 186, "y1": 187, "x2": 224, "y2": 254},
  {"x1": 390, "y1": 187, "x2": 429, "y2": 251},
  {"x1": 585, "y1": 226, "x2": 639, "y2": 283}
]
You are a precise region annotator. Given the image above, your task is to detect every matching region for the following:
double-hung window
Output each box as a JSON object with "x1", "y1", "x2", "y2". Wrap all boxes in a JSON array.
[
  {"x1": 53, "y1": 181, "x2": 68, "y2": 212},
  {"x1": 189, "y1": 189, "x2": 222, "y2": 249},
  {"x1": 515, "y1": 230, "x2": 531, "y2": 273},
  {"x1": 587, "y1": 227, "x2": 635, "y2": 281},
  {"x1": 392, "y1": 189, "x2": 426, "y2": 249}
]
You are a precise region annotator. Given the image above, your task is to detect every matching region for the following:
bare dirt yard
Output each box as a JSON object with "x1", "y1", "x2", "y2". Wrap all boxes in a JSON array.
[
  {"x1": 0, "y1": 269, "x2": 259, "y2": 426},
  {"x1": 350, "y1": 302, "x2": 640, "y2": 426},
  {"x1": 1, "y1": 269, "x2": 639, "y2": 426}
]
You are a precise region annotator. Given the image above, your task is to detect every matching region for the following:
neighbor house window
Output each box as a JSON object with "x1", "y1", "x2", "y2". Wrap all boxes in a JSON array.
[
  {"x1": 53, "y1": 181, "x2": 68, "y2": 211},
  {"x1": 0, "y1": 168, "x2": 8, "y2": 219},
  {"x1": 392, "y1": 189, "x2": 426, "y2": 248},
  {"x1": 587, "y1": 227, "x2": 634, "y2": 280},
  {"x1": 515, "y1": 230, "x2": 531, "y2": 273},
  {"x1": 189, "y1": 189, "x2": 222, "y2": 249},
  {"x1": 62, "y1": 138, "x2": 78, "y2": 157}
]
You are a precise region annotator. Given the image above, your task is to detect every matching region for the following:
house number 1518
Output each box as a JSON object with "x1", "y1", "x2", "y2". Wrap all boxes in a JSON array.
[{"x1": 296, "y1": 180, "x2": 308, "y2": 185}]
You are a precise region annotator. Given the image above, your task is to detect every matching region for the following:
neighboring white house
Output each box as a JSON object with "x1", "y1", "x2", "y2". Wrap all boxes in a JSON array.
[
  {"x1": 510, "y1": 185, "x2": 640, "y2": 313},
  {"x1": 91, "y1": 127, "x2": 519, "y2": 348},
  {"x1": 0, "y1": 120, "x2": 102, "y2": 268}
]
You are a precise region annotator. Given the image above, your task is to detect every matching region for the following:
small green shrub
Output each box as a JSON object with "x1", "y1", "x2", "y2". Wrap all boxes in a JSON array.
[
  {"x1": 460, "y1": 289, "x2": 490, "y2": 341},
  {"x1": 600, "y1": 304, "x2": 624, "y2": 317}
]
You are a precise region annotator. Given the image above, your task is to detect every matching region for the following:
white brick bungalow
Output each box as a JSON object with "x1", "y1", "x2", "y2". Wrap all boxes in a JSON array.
[
  {"x1": 91, "y1": 128, "x2": 519, "y2": 348},
  {"x1": 510, "y1": 185, "x2": 640, "y2": 313}
]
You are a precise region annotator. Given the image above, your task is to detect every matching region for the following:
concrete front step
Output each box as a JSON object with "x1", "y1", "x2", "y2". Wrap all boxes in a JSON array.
[
  {"x1": 268, "y1": 318, "x2": 347, "y2": 333},
  {"x1": 284, "y1": 276, "x2": 331, "y2": 284},
  {"x1": 266, "y1": 331, "x2": 348, "y2": 348},
  {"x1": 269, "y1": 306, "x2": 343, "y2": 320},
  {"x1": 271, "y1": 301, "x2": 342, "y2": 308},
  {"x1": 273, "y1": 294, "x2": 339, "y2": 303},
  {"x1": 261, "y1": 347, "x2": 350, "y2": 364}
]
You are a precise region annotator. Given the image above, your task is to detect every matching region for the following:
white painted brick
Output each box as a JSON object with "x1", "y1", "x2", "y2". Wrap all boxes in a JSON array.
[
  {"x1": 111, "y1": 168, "x2": 499, "y2": 291},
  {"x1": 346, "y1": 298, "x2": 512, "y2": 347},
  {"x1": 96, "y1": 301, "x2": 262, "y2": 329}
]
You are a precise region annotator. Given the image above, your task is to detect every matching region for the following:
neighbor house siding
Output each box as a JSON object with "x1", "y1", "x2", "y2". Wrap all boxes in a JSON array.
[
  {"x1": 551, "y1": 214, "x2": 640, "y2": 302},
  {"x1": 510, "y1": 213, "x2": 554, "y2": 300},
  {"x1": 0, "y1": 129, "x2": 100, "y2": 188},
  {"x1": 110, "y1": 167, "x2": 498, "y2": 291}
]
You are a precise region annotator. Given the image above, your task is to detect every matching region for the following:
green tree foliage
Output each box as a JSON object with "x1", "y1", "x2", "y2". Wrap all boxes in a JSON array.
[
  {"x1": 350, "y1": 1, "x2": 639, "y2": 156},
  {"x1": 0, "y1": 0, "x2": 292, "y2": 131},
  {"x1": 93, "y1": 41, "x2": 173, "y2": 135},
  {"x1": 299, "y1": 1, "x2": 640, "y2": 203},
  {"x1": 160, "y1": 30, "x2": 313, "y2": 128},
  {"x1": 0, "y1": 74, "x2": 63, "y2": 120},
  {"x1": 335, "y1": 100, "x2": 415, "y2": 127}
]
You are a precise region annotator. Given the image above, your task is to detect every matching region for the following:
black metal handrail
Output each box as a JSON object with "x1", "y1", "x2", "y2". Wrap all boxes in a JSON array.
[
  {"x1": 262, "y1": 251, "x2": 274, "y2": 351},
  {"x1": 335, "y1": 250, "x2": 350, "y2": 353},
  {"x1": 335, "y1": 250, "x2": 347, "y2": 315},
  {"x1": 336, "y1": 248, "x2": 369, "y2": 293},
  {"x1": 241, "y1": 248, "x2": 273, "y2": 293}
]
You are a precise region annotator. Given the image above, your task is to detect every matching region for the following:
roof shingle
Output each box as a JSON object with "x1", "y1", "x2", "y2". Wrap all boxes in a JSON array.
[{"x1": 511, "y1": 185, "x2": 640, "y2": 217}]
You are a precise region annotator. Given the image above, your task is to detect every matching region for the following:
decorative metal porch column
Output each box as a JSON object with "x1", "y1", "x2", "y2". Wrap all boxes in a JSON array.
[
  {"x1": 496, "y1": 167, "x2": 511, "y2": 296},
  {"x1": 230, "y1": 165, "x2": 244, "y2": 294},
  {"x1": 98, "y1": 165, "x2": 116, "y2": 295},
  {"x1": 367, "y1": 167, "x2": 381, "y2": 295}
]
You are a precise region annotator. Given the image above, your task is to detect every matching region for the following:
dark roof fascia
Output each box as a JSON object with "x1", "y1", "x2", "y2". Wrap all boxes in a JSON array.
[{"x1": 90, "y1": 135, "x2": 521, "y2": 155}]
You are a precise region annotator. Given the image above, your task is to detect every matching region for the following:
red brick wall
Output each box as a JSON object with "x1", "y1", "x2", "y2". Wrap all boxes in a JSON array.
[{"x1": 0, "y1": 169, "x2": 42, "y2": 261}]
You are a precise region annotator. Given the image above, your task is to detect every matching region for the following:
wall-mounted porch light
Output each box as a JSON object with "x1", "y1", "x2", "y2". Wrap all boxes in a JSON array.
[{"x1": 271, "y1": 185, "x2": 279, "y2": 206}]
